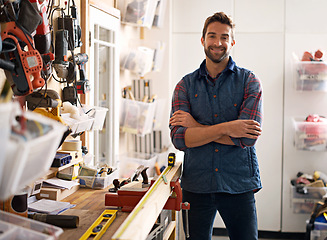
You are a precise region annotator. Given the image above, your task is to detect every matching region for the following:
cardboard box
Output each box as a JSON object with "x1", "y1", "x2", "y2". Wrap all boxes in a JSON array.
[{"x1": 36, "y1": 184, "x2": 79, "y2": 201}]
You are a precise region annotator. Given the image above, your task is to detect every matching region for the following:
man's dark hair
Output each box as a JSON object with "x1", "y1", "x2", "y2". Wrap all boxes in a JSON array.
[{"x1": 202, "y1": 12, "x2": 235, "y2": 40}]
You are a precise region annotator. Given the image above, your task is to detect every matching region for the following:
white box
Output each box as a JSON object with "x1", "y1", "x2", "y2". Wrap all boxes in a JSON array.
[
  {"x1": 120, "y1": 98, "x2": 156, "y2": 136},
  {"x1": 309, "y1": 221, "x2": 327, "y2": 240},
  {"x1": 293, "y1": 118, "x2": 327, "y2": 151},
  {"x1": 0, "y1": 111, "x2": 67, "y2": 200},
  {"x1": 0, "y1": 210, "x2": 63, "y2": 240},
  {"x1": 119, "y1": 152, "x2": 158, "y2": 178}
]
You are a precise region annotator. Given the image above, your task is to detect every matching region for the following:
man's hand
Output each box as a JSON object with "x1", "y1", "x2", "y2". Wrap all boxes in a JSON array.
[
  {"x1": 225, "y1": 119, "x2": 262, "y2": 139},
  {"x1": 169, "y1": 110, "x2": 202, "y2": 128}
]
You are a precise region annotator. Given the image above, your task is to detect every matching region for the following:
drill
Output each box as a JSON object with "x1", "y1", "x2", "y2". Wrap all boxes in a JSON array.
[{"x1": 73, "y1": 53, "x2": 90, "y2": 94}]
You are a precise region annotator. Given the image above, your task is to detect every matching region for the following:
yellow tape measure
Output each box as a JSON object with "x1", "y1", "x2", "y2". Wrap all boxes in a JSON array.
[{"x1": 79, "y1": 209, "x2": 117, "y2": 240}]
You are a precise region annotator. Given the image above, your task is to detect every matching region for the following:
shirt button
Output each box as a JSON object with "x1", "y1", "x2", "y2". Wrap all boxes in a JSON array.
[
  {"x1": 214, "y1": 114, "x2": 218, "y2": 117},
  {"x1": 215, "y1": 149, "x2": 218, "y2": 152},
  {"x1": 213, "y1": 95, "x2": 216, "y2": 98},
  {"x1": 215, "y1": 168, "x2": 218, "y2": 172}
]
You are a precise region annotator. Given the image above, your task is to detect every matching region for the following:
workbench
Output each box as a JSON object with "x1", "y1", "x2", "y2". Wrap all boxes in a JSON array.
[{"x1": 58, "y1": 161, "x2": 182, "y2": 240}]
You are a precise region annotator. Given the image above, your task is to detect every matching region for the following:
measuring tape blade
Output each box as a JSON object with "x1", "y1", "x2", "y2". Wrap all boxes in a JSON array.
[{"x1": 79, "y1": 209, "x2": 117, "y2": 240}]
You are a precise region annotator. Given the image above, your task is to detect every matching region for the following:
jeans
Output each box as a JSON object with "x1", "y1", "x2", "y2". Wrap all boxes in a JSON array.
[{"x1": 182, "y1": 189, "x2": 258, "y2": 240}]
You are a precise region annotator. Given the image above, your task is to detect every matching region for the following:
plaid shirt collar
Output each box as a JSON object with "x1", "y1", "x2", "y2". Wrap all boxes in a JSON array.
[{"x1": 199, "y1": 56, "x2": 236, "y2": 79}]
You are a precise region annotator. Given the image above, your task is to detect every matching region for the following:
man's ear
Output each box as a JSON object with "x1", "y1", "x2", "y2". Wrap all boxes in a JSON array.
[
  {"x1": 231, "y1": 40, "x2": 235, "y2": 46},
  {"x1": 201, "y1": 37, "x2": 204, "y2": 46}
]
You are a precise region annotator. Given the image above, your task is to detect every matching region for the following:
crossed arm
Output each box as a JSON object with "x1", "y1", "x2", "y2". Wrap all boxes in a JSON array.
[{"x1": 169, "y1": 110, "x2": 262, "y2": 148}]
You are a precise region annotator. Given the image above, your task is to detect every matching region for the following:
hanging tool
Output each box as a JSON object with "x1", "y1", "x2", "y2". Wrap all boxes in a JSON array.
[
  {"x1": 57, "y1": 0, "x2": 82, "y2": 50},
  {"x1": 79, "y1": 209, "x2": 117, "y2": 240},
  {"x1": 28, "y1": 0, "x2": 54, "y2": 79},
  {"x1": 1, "y1": 21, "x2": 45, "y2": 96},
  {"x1": 71, "y1": 53, "x2": 90, "y2": 94}
]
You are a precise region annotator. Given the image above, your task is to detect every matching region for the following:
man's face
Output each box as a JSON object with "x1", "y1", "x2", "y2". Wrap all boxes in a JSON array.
[{"x1": 201, "y1": 21, "x2": 235, "y2": 64}]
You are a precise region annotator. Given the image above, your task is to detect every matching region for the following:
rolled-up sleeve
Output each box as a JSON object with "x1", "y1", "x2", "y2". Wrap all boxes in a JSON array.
[
  {"x1": 230, "y1": 72, "x2": 263, "y2": 148},
  {"x1": 169, "y1": 79, "x2": 190, "y2": 151}
]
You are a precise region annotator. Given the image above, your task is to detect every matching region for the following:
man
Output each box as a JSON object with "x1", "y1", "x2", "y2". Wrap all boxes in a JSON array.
[{"x1": 169, "y1": 12, "x2": 263, "y2": 240}]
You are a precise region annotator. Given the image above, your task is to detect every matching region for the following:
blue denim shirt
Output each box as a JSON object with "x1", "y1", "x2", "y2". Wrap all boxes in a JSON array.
[{"x1": 170, "y1": 57, "x2": 263, "y2": 194}]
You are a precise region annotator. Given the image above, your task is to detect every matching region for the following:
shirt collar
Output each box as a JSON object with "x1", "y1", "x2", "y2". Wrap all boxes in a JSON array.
[{"x1": 199, "y1": 56, "x2": 236, "y2": 78}]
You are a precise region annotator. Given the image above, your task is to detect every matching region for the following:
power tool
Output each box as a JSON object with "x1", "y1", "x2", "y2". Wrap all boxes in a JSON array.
[
  {"x1": 57, "y1": 0, "x2": 82, "y2": 50},
  {"x1": 1, "y1": 21, "x2": 45, "y2": 96},
  {"x1": 29, "y1": 0, "x2": 54, "y2": 79},
  {"x1": 53, "y1": 28, "x2": 70, "y2": 79},
  {"x1": 71, "y1": 53, "x2": 90, "y2": 94}
]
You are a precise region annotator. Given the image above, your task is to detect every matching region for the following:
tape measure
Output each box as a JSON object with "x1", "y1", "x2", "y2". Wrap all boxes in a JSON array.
[{"x1": 79, "y1": 209, "x2": 117, "y2": 240}]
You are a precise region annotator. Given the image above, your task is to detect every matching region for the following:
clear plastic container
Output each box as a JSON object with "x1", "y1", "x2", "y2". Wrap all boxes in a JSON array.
[
  {"x1": 153, "y1": 99, "x2": 166, "y2": 131},
  {"x1": 61, "y1": 112, "x2": 94, "y2": 134},
  {"x1": 294, "y1": 61, "x2": 327, "y2": 91},
  {"x1": 120, "y1": 0, "x2": 158, "y2": 28},
  {"x1": 0, "y1": 210, "x2": 63, "y2": 240},
  {"x1": 308, "y1": 221, "x2": 327, "y2": 240},
  {"x1": 82, "y1": 105, "x2": 108, "y2": 131},
  {"x1": 0, "y1": 111, "x2": 67, "y2": 200},
  {"x1": 120, "y1": 98, "x2": 156, "y2": 136},
  {"x1": 0, "y1": 102, "x2": 15, "y2": 188},
  {"x1": 293, "y1": 118, "x2": 327, "y2": 151},
  {"x1": 119, "y1": 152, "x2": 157, "y2": 178},
  {"x1": 78, "y1": 169, "x2": 118, "y2": 189},
  {"x1": 291, "y1": 185, "x2": 327, "y2": 214}
]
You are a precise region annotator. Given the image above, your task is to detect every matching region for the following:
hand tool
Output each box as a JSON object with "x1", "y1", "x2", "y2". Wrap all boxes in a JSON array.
[
  {"x1": 79, "y1": 209, "x2": 117, "y2": 240},
  {"x1": 28, "y1": 213, "x2": 79, "y2": 228}
]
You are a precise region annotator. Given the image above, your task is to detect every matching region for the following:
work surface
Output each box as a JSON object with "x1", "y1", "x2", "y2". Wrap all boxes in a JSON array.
[
  {"x1": 59, "y1": 187, "x2": 128, "y2": 240},
  {"x1": 58, "y1": 161, "x2": 182, "y2": 240}
]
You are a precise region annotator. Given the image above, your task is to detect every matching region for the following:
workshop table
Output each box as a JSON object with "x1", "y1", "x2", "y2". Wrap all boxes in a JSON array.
[{"x1": 59, "y1": 187, "x2": 129, "y2": 239}]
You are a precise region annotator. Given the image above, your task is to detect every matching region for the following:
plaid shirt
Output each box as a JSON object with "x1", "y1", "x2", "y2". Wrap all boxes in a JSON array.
[{"x1": 169, "y1": 57, "x2": 263, "y2": 193}]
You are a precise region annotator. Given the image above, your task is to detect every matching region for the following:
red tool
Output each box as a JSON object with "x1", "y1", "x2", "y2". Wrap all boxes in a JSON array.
[
  {"x1": 105, "y1": 176, "x2": 190, "y2": 212},
  {"x1": 1, "y1": 21, "x2": 45, "y2": 96}
]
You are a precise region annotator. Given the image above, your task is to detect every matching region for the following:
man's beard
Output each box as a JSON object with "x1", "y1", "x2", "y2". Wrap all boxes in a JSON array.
[{"x1": 204, "y1": 46, "x2": 229, "y2": 63}]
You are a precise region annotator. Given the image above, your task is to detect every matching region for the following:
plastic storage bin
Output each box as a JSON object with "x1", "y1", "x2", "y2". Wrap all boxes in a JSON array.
[
  {"x1": 61, "y1": 112, "x2": 94, "y2": 135},
  {"x1": 120, "y1": 47, "x2": 155, "y2": 76},
  {"x1": 120, "y1": 98, "x2": 156, "y2": 136},
  {"x1": 119, "y1": 152, "x2": 158, "y2": 178},
  {"x1": 293, "y1": 118, "x2": 327, "y2": 151},
  {"x1": 78, "y1": 169, "x2": 119, "y2": 189},
  {"x1": 82, "y1": 105, "x2": 108, "y2": 131},
  {"x1": 0, "y1": 111, "x2": 67, "y2": 200},
  {"x1": 0, "y1": 102, "x2": 15, "y2": 187},
  {"x1": 0, "y1": 210, "x2": 63, "y2": 240},
  {"x1": 308, "y1": 221, "x2": 327, "y2": 240},
  {"x1": 119, "y1": 0, "x2": 158, "y2": 28},
  {"x1": 294, "y1": 61, "x2": 327, "y2": 91},
  {"x1": 291, "y1": 185, "x2": 327, "y2": 214},
  {"x1": 152, "y1": 99, "x2": 166, "y2": 131}
]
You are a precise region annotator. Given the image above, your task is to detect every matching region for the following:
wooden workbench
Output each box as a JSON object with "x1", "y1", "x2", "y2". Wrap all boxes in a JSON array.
[
  {"x1": 58, "y1": 162, "x2": 182, "y2": 240},
  {"x1": 59, "y1": 187, "x2": 128, "y2": 240}
]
